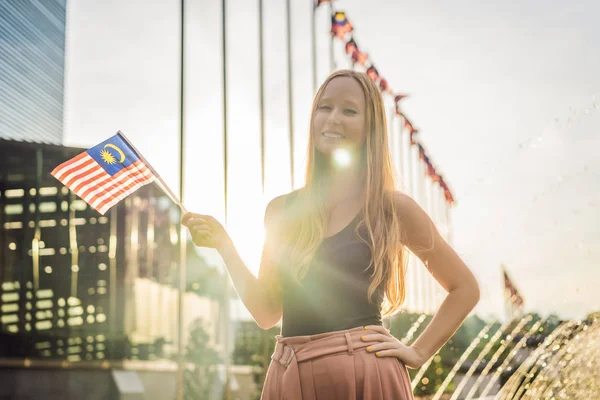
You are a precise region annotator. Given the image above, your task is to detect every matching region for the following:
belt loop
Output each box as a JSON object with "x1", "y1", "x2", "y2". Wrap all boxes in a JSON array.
[
  {"x1": 345, "y1": 332, "x2": 354, "y2": 355},
  {"x1": 272, "y1": 343, "x2": 295, "y2": 368},
  {"x1": 282, "y1": 345, "x2": 295, "y2": 367}
]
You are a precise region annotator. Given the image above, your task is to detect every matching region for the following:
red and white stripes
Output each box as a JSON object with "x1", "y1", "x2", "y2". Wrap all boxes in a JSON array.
[{"x1": 51, "y1": 153, "x2": 155, "y2": 215}]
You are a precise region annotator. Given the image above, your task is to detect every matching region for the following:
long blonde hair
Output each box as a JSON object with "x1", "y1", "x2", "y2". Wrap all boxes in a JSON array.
[{"x1": 284, "y1": 69, "x2": 408, "y2": 319}]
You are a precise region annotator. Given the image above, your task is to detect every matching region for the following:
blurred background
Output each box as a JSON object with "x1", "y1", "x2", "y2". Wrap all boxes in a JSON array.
[{"x1": 0, "y1": 0, "x2": 598, "y2": 399}]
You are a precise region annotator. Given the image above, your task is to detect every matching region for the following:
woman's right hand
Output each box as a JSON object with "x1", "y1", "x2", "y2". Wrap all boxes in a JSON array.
[{"x1": 181, "y1": 212, "x2": 232, "y2": 251}]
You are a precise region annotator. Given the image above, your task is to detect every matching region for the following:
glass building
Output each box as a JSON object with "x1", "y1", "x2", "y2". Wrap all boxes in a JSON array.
[{"x1": 0, "y1": 0, "x2": 67, "y2": 144}]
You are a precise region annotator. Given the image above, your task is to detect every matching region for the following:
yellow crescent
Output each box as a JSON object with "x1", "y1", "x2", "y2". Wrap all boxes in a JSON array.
[{"x1": 104, "y1": 144, "x2": 126, "y2": 163}]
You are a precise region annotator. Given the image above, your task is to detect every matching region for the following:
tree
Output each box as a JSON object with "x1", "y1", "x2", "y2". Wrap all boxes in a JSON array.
[{"x1": 184, "y1": 317, "x2": 222, "y2": 400}]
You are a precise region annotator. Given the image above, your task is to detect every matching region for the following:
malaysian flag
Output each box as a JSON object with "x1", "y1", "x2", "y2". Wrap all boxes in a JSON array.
[
  {"x1": 51, "y1": 132, "x2": 156, "y2": 215},
  {"x1": 366, "y1": 65, "x2": 380, "y2": 82},
  {"x1": 331, "y1": 12, "x2": 353, "y2": 39},
  {"x1": 502, "y1": 265, "x2": 524, "y2": 319}
]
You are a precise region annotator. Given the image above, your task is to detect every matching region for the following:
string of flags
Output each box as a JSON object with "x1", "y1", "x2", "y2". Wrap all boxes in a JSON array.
[
  {"x1": 55, "y1": 3, "x2": 455, "y2": 214},
  {"x1": 316, "y1": 1, "x2": 455, "y2": 205}
]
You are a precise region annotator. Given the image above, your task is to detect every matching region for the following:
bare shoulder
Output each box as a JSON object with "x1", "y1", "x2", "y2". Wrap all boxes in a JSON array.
[
  {"x1": 264, "y1": 188, "x2": 302, "y2": 227},
  {"x1": 392, "y1": 191, "x2": 437, "y2": 251},
  {"x1": 392, "y1": 191, "x2": 425, "y2": 219},
  {"x1": 265, "y1": 194, "x2": 286, "y2": 215}
]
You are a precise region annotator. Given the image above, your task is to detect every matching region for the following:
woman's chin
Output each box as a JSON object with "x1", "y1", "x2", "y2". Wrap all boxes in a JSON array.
[
  {"x1": 315, "y1": 146, "x2": 356, "y2": 169},
  {"x1": 315, "y1": 140, "x2": 348, "y2": 155}
]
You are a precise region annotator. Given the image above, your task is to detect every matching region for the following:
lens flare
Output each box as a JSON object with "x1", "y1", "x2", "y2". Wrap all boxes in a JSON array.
[{"x1": 333, "y1": 148, "x2": 351, "y2": 168}]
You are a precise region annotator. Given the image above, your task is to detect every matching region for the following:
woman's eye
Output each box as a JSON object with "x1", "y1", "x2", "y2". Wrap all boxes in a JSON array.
[
  {"x1": 344, "y1": 109, "x2": 357, "y2": 114},
  {"x1": 318, "y1": 105, "x2": 331, "y2": 110}
]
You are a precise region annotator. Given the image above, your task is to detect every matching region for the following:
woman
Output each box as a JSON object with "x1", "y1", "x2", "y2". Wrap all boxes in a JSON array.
[{"x1": 181, "y1": 70, "x2": 480, "y2": 399}]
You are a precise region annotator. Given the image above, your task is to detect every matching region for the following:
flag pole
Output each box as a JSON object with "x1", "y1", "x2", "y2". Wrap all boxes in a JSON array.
[
  {"x1": 311, "y1": 1, "x2": 317, "y2": 93},
  {"x1": 117, "y1": 131, "x2": 187, "y2": 213},
  {"x1": 402, "y1": 125, "x2": 416, "y2": 311},
  {"x1": 329, "y1": 2, "x2": 335, "y2": 72},
  {"x1": 221, "y1": 0, "x2": 232, "y2": 397},
  {"x1": 396, "y1": 114, "x2": 404, "y2": 180},
  {"x1": 286, "y1": 0, "x2": 295, "y2": 189},
  {"x1": 258, "y1": 0, "x2": 270, "y2": 376},
  {"x1": 258, "y1": 0, "x2": 265, "y2": 193},
  {"x1": 176, "y1": 0, "x2": 187, "y2": 398},
  {"x1": 411, "y1": 140, "x2": 424, "y2": 312}
]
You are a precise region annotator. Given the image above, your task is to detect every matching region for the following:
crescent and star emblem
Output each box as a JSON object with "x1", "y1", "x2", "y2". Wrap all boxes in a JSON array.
[{"x1": 99, "y1": 144, "x2": 126, "y2": 165}]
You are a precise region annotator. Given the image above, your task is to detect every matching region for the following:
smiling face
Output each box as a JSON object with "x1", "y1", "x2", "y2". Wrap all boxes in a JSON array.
[{"x1": 311, "y1": 76, "x2": 367, "y2": 157}]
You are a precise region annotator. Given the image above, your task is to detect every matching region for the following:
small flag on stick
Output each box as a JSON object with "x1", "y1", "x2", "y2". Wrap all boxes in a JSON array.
[{"x1": 51, "y1": 131, "x2": 181, "y2": 215}]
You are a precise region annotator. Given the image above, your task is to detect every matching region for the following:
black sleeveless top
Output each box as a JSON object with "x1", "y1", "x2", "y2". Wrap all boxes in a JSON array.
[{"x1": 280, "y1": 192, "x2": 384, "y2": 337}]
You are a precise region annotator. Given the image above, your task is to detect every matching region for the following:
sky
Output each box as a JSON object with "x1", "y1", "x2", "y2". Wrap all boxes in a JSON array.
[{"x1": 63, "y1": 0, "x2": 600, "y2": 321}]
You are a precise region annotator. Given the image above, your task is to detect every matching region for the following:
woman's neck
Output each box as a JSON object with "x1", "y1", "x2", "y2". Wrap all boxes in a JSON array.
[{"x1": 321, "y1": 159, "x2": 366, "y2": 207}]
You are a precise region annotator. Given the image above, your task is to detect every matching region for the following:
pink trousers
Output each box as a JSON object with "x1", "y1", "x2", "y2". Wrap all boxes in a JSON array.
[{"x1": 260, "y1": 326, "x2": 414, "y2": 399}]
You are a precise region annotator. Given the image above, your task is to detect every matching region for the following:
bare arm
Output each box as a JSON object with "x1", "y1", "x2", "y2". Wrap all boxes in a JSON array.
[
  {"x1": 217, "y1": 196, "x2": 285, "y2": 329},
  {"x1": 396, "y1": 192, "x2": 480, "y2": 363}
]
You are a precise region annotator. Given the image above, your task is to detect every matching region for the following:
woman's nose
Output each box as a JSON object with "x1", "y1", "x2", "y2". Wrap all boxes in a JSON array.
[{"x1": 326, "y1": 108, "x2": 342, "y2": 124}]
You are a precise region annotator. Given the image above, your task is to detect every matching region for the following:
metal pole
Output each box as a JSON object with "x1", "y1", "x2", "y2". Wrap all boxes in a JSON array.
[
  {"x1": 425, "y1": 177, "x2": 434, "y2": 313},
  {"x1": 108, "y1": 207, "x2": 117, "y2": 339},
  {"x1": 258, "y1": 0, "x2": 265, "y2": 193},
  {"x1": 286, "y1": 0, "x2": 294, "y2": 189},
  {"x1": 386, "y1": 107, "x2": 395, "y2": 171},
  {"x1": 329, "y1": 2, "x2": 335, "y2": 72},
  {"x1": 176, "y1": 0, "x2": 186, "y2": 399},
  {"x1": 258, "y1": 0, "x2": 270, "y2": 387},
  {"x1": 222, "y1": 0, "x2": 228, "y2": 226},
  {"x1": 396, "y1": 115, "x2": 404, "y2": 181},
  {"x1": 403, "y1": 129, "x2": 416, "y2": 311},
  {"x1": 411, "y1": 144, "x2": 424, "y2": 312},
  {"x1": 311, "y1": 1, "x2": 317, "y2": 92},
  {"x1": 222, "y1": 0, "x2": 231, "y2": 397},
  {"x1": 33, "y1": 149, "x2": 42, "y2": 292}
]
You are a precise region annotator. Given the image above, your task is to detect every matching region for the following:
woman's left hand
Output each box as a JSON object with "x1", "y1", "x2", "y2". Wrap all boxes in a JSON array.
[{"x1": 361, "y1": 325, "x2": 425, "y2": 369}]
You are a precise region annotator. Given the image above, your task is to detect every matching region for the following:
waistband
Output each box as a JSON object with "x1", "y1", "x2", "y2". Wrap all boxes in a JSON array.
[{"x1": 270, "y1": 326, "x2": 386, "y2": 399}]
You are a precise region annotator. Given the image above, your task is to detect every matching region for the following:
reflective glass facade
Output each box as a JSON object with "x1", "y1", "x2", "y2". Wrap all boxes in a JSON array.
[{"x1": 0, "y1": 0, "x2": 67, "y2": 144}]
